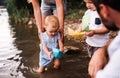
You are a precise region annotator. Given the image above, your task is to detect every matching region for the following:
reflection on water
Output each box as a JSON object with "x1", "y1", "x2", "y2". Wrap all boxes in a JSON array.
[{"x1": 0, "y1": 7, "x2": 40, "y2": 78}]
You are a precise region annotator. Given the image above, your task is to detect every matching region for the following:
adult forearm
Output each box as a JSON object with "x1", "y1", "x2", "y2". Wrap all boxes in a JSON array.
[
  {"x1": 58, "y1": 40, "x2": 64, "y2": 53},
  {"x1": 31, "y1": 0, "x2": 42, "y2": 34},
  {"x1": 56, "y1": 0, "x2": 64, "y2": 28},
  {"x1": 34, "y1": 9, "x2": 42, "y2": 33}
]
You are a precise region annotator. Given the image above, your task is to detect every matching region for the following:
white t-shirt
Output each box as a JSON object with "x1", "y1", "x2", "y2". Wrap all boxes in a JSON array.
[
  {"x1": 85, "y1": 10, "x2": 109, "y2": 47},
  {"x1": 96, "y1": 31, "x2": 120, "y2": 78}
]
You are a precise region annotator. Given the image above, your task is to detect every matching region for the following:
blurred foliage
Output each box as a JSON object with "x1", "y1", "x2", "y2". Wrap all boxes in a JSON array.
[
  {"x1": 7, "y1": 0, "x2": 33, "y2": 23},
  {"x1": 6, "y1": 0, "x2": 86, "y2": 22},
  {"x1": 66, "y1": 0, "x2": 87, "y2": 19},
  {"x1": 7, "y1": 0, "x2": 33, "y2": 15}
]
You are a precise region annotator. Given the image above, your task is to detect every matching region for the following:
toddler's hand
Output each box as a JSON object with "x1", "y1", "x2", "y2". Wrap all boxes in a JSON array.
[
  {"x1": 86, "y1": 30, "x2": 95, "y2": 37},
  {"x1": 47, "y1": 51, "x2": 52, "y2": 60},
  {"x1": 75, "y1": 29, "x2": 82, "y2": 33}
]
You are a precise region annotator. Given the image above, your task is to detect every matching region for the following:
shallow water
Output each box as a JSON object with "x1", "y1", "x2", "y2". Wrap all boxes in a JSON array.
[
  {"x1": 0, "y1": 7, "x2": 90, "y2": 78},
  {"x1": 0, "y1": 7, "x2": 40, "y2": 78}
]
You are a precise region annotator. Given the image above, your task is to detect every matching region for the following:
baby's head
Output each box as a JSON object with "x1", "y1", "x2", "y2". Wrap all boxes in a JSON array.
[
  {"x1": 84, "y1": 0, "x2": 96, "y2": 11},
  {"x1": 44, "y1": 15, "x2": 59, "y2": 37}
]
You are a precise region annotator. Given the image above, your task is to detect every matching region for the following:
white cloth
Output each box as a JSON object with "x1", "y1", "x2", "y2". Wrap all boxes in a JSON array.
[
  {"x1": 85, "y1": 10, "x2": 109, "y2": 47},
  {"x1": 96, "y1": 31, "x2": 120, "y2": 78}
]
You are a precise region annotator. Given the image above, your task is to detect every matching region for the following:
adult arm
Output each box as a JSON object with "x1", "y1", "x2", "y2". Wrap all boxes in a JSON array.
[
  {"x1": 31, "y1": 0, "x2": 43, "y2": 34},
  {"x1": 58, "y1": 39, "x2": 64, "y2": 53},
  {"x1": 88, "y1": 39, "x2": 113, "y2": 78},
  {"x1": 56, "y1": 0, "x2": 64, "y2": 40},
  {"x1": 96, "y1": 49, "x2": 120, "y2": 78}
]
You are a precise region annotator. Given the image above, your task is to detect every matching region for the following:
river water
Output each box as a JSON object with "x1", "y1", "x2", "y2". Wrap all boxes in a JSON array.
[
  {"x1": 0, "y1": 7, "x2": 41, "y2": 78},
  {"x1": 0, "y1": 7, "x2": 90, "y2": 78}
]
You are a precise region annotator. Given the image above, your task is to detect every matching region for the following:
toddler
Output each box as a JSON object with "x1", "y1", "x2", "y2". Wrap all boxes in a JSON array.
[{"x1": 38, "y1": 15, "x2": 64, "y2": 73}]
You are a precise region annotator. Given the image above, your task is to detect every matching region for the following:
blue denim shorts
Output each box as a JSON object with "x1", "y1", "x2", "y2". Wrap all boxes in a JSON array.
[
  {"x1": 41, "y1": 0, "x2": 67, "y2": 16},
  {"x1": 41, "y1": 1, "x2": 57, "y2": 16},
  {"x1": 87, "y1": 45, "x2": 100, "y2": 57}
]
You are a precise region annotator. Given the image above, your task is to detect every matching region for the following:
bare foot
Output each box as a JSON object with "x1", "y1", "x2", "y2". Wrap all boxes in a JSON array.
[
  {"x1": 53, "y1": 65, "x2": 61, "y2": 70},
  {"x1": 37, "y1": 67, "x2": 45, "y2": 73}
]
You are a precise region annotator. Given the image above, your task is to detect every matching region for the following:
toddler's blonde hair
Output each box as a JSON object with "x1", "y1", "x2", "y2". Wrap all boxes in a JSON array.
[{"x1": 44, "y1": 15, "x2": 59, "y2": 30}]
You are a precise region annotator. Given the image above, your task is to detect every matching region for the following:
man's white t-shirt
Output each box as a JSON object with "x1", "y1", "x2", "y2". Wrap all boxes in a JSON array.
[{"x1": 96, "y1": 31, "x2": 120, "y2": 78}]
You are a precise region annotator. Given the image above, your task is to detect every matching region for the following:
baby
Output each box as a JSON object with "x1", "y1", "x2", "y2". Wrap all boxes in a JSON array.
[{"x1": 38, "y1": 15, "x2": 64, "y2": 73}]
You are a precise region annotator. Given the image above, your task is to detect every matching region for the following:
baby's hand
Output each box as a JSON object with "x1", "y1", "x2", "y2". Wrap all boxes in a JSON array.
[
  {"x1": 47, "y1": 51, "x2": 52, "y2": 60},
  {"x1": 75, "y1": 29, "x2": 82, "y2": 33},
  {"x1": 86, "y1": 30, "x2": 95, "y2": 37}
]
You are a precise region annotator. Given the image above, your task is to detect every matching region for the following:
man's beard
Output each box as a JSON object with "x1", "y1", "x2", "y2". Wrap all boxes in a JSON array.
[{"x1": 99, "y1": 13, "x2": 119, "y2": 31}]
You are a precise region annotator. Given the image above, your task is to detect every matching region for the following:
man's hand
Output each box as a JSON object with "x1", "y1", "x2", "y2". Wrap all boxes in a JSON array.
[
  {"x1": 88, "y1": 47, "x2": 108, "y2": 78},
  {"x1": 59, "y1": 26, "x2": 64, "y2": 33}
]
